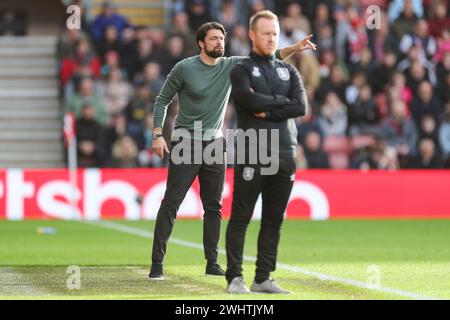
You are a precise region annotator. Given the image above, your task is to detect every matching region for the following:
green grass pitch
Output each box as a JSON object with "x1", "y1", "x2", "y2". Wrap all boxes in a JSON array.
[{"x1": 0, "y1": 219, "x2": 449, "y2": 300}]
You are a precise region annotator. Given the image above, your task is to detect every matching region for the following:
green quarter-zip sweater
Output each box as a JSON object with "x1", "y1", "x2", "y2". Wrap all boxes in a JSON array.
[{"x1": 153, "y1": 52, "x2": 282, "y2": 141}]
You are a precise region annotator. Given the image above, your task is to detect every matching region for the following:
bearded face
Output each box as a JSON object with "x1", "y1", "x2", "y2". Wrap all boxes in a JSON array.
[{"x1": 200, "y1": 29, "x2": 225, "y2": 58}]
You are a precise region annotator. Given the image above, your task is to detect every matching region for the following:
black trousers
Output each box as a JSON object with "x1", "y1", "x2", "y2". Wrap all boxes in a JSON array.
[
  {"x1": 225, "y1": 157, "x2": 296, "y2": 283},
  {"x1": 151, "y1": 138, "x2": 226, "y2": 264}
]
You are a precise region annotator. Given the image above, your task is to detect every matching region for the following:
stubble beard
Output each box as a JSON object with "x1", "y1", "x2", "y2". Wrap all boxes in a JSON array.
[{"x1": 205, "y1": 47, "x2": 224, "y2": 58}]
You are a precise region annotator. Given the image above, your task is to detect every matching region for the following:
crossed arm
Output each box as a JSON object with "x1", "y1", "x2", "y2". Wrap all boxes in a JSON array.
[
  {"x1": 231, "y1": 34, "x2": 315, "y2": 121},
  {"x1": 230, "y1": 65, "x2": 308, "y2": 122}
]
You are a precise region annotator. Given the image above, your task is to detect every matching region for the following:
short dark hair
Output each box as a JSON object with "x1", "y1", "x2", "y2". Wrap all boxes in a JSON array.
[{"x1": 195, "y1": 22, "x2": 226, "y2": 49}]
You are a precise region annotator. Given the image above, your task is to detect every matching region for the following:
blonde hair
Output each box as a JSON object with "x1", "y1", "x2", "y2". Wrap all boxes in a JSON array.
[{"x1": 249, "y1": 10, "x2": 278, "y2": 31}]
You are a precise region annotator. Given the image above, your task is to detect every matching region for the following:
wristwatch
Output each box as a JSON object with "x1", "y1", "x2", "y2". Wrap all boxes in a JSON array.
[{"x1": 152, "y1": 133, "x2": 164, "y2": 140}]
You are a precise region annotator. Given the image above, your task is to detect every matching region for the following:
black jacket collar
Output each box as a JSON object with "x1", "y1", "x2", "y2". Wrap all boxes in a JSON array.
[{"x1": 250, "y1": 51, "x2": 276, "y2": 63}]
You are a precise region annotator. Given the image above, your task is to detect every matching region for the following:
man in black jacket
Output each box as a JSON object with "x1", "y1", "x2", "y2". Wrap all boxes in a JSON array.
[{"x1": 225, "y1": 10, "x2": 315, "y2": 294}]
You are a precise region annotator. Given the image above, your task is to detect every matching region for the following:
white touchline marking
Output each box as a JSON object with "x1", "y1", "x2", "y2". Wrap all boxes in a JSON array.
[{"x1": 83, "y1": 220, "x2": 441, "y2": 300}]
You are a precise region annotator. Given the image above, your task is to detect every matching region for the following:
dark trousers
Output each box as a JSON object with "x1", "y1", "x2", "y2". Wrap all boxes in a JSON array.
[
  {"x1": 151, "y1": 138, "x2": 226, "y2": 264},
  {"x1": 225, "y1": 157, "x2": 296, "y2": 283}
]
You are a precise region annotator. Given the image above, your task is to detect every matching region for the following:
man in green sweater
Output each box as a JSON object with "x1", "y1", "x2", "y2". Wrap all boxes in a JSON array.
[{"x1": 149, "y1": 21, "x2": 314, "y2": 280}]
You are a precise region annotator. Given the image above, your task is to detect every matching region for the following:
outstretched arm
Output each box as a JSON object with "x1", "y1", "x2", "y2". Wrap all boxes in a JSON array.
[
  {"x1": 278, "y1": 34, "x2": 317, "y2": 60},
  {"x1": 229, "y1": 35, "x2": 317, "y2": 65}
]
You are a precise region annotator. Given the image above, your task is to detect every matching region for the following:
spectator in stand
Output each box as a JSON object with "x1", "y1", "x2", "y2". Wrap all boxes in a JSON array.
[
  {"x1": 435, "y1": 27, "x2": 450, "y2": 63},
  {"x1": 388, "y1": 0, "x2": 423, "y2": 22},
  {"x1": 170, "y1": 0, "x2": 186, "y2": 15},
  {"x1": 284, "y1": 6, "x2": 322, "y2": 82},
  {"x1": 428, "y1": 0, "x2": 449, "y2": 38},
  {"x1": 391, "y1": 0, "x2": 420, "y2": 38},
  {"x1": 333, "y1": 6, "x2": 357, "y2": 63},
  {"x1": 165, "y1": 11, "x2": 197, "y2": 56},
  {"x1": 216, "y1": 0, "x2": 240, "y2": 35},
  {"x1": 410, "y1": 81, "x2": 443, "y2": 127},
  {"x1": 283, "y1": 2, "x2": 311, "y2": 34},
  {"x1": 133, "y1": 61, "x2": 165, "y2": 99},
  {"x1": 404, "y1": 60, "x2": 434, "y2": 93},
  {"x1": 317, "y1": 92, "x2": 348, "y2": 137},
  {"x1": 399, "y1": 19, "x2": 437, "y2": 62},
  {"x1": 296, "y1": 94, "x2": 323, "y2": 145},
  {"x1": 278, "y1": 16, "x2": 307, "y2": 49},
  {"x1": 351, "y1": 138, "x2": 399, "y2": 171},
  {"x1": 156, "y1": 35, "x2": 186, "y2": 77},
  {"x1": 397, "y1": 45, "x2": 437, "y2": 87},
  {"x1": 100, "y1": 50, "x2": 127, "y2": 79},
  {"x1": 350, "y1": 46, "x2": 376, "y2": 75},
  {"x1": 96, "y1": 24, "x2": 123, "y2": 63},
  {"x1": 386, "y1": 71, "x2": 413, "y2": 107},
  {"x1": 209, "y1": 0, "x2": 248, "y2": 25},
  {"x1": 435, "y1": 51, "x2": 450, "y2": 103},
  {"x1": 316, "y1": 23, "x2": 334, "y2": 55},
  {"x1": 60, "y1": 39, "x2": 101, "y2": 87},
  {"x1": 345, "y1": 16, "x2": 369, "y2": 65},
  {"x1": 318, "y1": 48, "x2": 336, "y2": 79},
  {"x1": 317, "y1": 64, "x2": 347, "y2": 103},
  {"x1": 185, "y1": 0, "x2": 212, "y2": 32},
  {"x1": 374, "y1": 90, "x2": 390, "y2": 120},
  {"x1": 438, "y1": 102, "x2": 450, "y2": 167},
  {"x1": 90, "y1": 0, "x2": 131, "y2": 42},
  {"x1": 380, "y1": 99, "x2": 418, "y2": 162},
  {"x1": 65, "y1": 77, "x2": 108, "y2": 125},
  {"x1": 369, "y1": 10, "x2": 399, "y2": 64},
  {"x1": 109, "y1": 135, "x2": 139, "y2": 168},
  {"x1": 439, "y1": 71, "x2": 450, "y2": 105},
  {"x1": 126, "y1": 81, "x2": 154, "y2": 150},
  {"x1": 348, "y1": 84, "x2": 380, "y2": 136},
  {"x1": 346, "y1": 71, "x2": 367, "y2": 105},
  {"x1": 101, "y1": 113, "x2": 128, "y2": 164},
  {"x1": 63, "y1": 61, "x2": 100, "y2": 104},
  {"x1": 369, "y1": 50, "x2": 397, "y2": 94},
  {"x1": 303, "y1": 130, "x2": 329, "y2": 169},
  {"x1": 248, "y1": 0, "x2": 276, "y2": 16},
  {"x1": 418, "y1": 114, "x2": 439, "y2": 145},
  {"x1": 312, "y1": 3, "x2": 333, "y2": 36},
  {"x1": 120, "y1": 26, "x2": 139, "y2": 80},
  {"x1": 228, "y1": 24, "x2": 251, "y2": 56},
  {"x1": 101, "y1": 67, "x2": 132, "y2": 119},
  {"x1": 304, "y1": 86, "x2": 321, "y2": 117},
  {"x1": 409, "y1": 138, "x2": 444, "y2": 169},
  {"x1": 286, "y1": 50, "x2": 321, "y2": 92},
  {"x1": 125, "y1": 37, "x2": 157, "y2": 80},
  {"x1": 76, "y1": 105, "x2": 104, "y2": 168},
  {"x1": 57, "y1": 28, "x2": 91, "y2": 60}
]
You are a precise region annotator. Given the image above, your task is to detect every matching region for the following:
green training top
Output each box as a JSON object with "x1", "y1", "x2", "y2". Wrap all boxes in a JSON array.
[{"x1": 153, "y1": 52, "x2": 281, "y2": 141}]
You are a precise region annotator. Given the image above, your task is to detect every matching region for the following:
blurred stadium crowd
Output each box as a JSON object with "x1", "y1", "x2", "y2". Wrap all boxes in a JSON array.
[{"x1": 59, "y1": 0, "x2": 450, "y2": 169}]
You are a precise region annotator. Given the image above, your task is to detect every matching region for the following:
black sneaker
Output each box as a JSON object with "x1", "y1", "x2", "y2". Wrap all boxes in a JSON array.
[
  {"x1": 148, "y1": 263, "x2": 164, "y2": 280},
  {"x1": 205, "y1": 263, "x2": 226, "y2": 276}
]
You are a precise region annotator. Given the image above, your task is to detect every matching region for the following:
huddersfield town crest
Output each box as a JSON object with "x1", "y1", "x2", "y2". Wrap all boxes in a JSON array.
[
  {"x1": 243, "y1": 167, "x2": 255, "y2": 181},
  {"x1": 252, "y1": 66, "x2": 261, "y2": 77},
  {"x1": 276, "y1": 67, "x2": 290, "y2": 81}
]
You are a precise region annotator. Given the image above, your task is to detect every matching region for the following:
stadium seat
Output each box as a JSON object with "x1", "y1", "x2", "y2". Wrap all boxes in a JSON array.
[
  {"x1": 327, "y1": 152, "x2": 350, "y2": 169},
  {"x1": 323, "y1": 135, "x2": 350, "y2": 153},
  {"x1": 350, "y1": 135, "x2": 376, "y2": 150}
]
